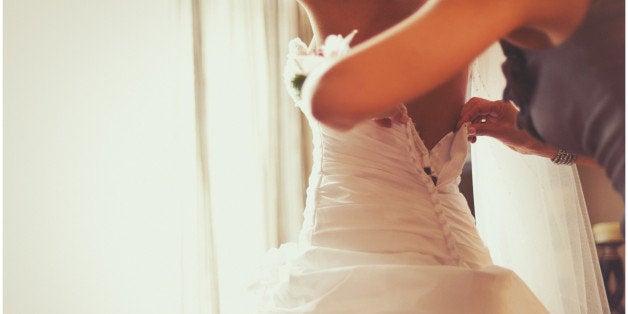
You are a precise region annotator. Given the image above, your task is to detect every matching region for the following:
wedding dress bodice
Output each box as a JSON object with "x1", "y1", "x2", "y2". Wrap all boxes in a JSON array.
[
  {"x1": 250, "y1": 34, "x2": 548, "y2": 314},
  {"x1": 300, "y1": 110, "x2": 493, "y2": 269}
]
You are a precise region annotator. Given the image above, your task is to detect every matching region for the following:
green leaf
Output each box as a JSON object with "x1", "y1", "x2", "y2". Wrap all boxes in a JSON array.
[{"x1": 291, "y1": 74, "x2": 307, "y2": 97}]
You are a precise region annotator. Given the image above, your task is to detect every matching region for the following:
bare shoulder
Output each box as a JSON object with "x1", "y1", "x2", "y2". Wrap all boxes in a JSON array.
[
  {"x1": 505, "y1": 0, "x2": 591, "y2": 47},
  {"x1": 296, "y1": 0, "x2": 426, "y2": 45},
  {"x1": 306, "y1": 0, "x2": 590, "y2": 129}
]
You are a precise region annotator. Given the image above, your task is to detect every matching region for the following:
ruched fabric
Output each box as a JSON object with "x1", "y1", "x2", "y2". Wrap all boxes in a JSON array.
[
  {"x1": 251, "y1": 109, "x2": 548, "y2": 313},
  {"x1": 250, "y1": 35, "x2": 548, "y2": 313}
]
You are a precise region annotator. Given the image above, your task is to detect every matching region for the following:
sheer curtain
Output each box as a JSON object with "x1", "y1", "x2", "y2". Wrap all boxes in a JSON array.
[
  {"x1": 5, "y1": 0, "x2": 306, "y2": 313},
  {"x1": 469, "y1": 44, "x2": 610, "y2": 314},
  {"x1": 196, "y1": 1, "x2": 308, "y2": 313}
]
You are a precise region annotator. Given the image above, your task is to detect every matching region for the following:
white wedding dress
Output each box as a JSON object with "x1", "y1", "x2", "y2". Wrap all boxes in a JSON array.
[{"x1": 250, "y1": 34, "x2": 548, "y2": 314}]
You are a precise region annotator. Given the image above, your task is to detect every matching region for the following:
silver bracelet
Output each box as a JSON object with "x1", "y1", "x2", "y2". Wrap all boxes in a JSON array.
[{"x1": 551, "y1": 149, "x2": 576, "y2": 165}]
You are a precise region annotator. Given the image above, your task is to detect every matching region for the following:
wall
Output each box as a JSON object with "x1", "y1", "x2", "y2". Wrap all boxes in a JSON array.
[
  {"x1": 4, "y1": 1, "x2": 203, "y2": 313},
  {"x1": 578, "y1": 166, "x2": 624, "y2": 225},
  {"x1": 578, "y1": 166, "x2": 625, "y2": 261}
]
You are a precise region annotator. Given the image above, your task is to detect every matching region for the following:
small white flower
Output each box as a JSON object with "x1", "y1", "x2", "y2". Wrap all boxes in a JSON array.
[
  {"x1": 283, "y1": 30, "x2": 357, "y2": 105},
  {"x1": 320, "y1": 30, "x2": 357, "y2": 59},
  {"x1": 287, "y1": 38, "x2": 311, "y2": 57}
]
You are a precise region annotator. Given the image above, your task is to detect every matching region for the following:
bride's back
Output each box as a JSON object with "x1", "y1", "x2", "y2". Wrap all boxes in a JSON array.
[
  {"x1": 297, "y1": 0, "x2": 467, "y2": 150},
  {"x1": 297, "y1": 0, "x2": 426, "y2": 46}
]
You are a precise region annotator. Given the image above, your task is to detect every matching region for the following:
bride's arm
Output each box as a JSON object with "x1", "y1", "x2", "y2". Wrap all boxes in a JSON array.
[{"x1": 306, "y1": 0, "x2": 530, "y2": 130}]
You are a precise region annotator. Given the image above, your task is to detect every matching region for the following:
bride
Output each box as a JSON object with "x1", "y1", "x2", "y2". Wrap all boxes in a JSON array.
[{"x1": 251, "y1": 1, "x2": 547, "y2": 312}]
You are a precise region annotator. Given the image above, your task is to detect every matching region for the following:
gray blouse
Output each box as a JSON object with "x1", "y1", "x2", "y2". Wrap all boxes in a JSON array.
[{"x1": 500, "y1": 0, "x2": 625, "y2": 196}]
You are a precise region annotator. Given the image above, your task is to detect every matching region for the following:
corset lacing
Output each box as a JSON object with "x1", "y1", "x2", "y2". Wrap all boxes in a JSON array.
[{"x1": 397, "y1": 105, "x2": 462, "y2": 266}]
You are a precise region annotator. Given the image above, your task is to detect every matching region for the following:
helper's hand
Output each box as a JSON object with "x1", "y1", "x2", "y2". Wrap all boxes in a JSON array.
[
  {"x1": 457, "y1": 97, "x2": 551, "y2": 155},
  {"x1": 457, "y1": 97, "x2": 602, "y2": 168}
]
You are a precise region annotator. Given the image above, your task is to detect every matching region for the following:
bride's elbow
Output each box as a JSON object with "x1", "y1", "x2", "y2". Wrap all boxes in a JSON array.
[
  {"x1": 310, "y1": 94, "x2": 357, "y2": 131},
  {"x1": 304, "y1": 66, "x2": 362, "y2": 130}
]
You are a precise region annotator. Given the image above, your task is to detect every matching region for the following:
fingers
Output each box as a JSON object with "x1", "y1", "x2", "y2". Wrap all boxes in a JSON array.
[
  {"x1": 460, "y1": 97, "x2": 494, "y2": 118},
  {"x1": 457, "y1": 97, "x2": 501, "y2": 129},
  {"x1": 465, "y1": 117, "x2": 503, "y2": 144},
  {"x1": 467, "y1": 122, "x2": 500, "y2": 138},
  {"x1": 458, "y1": 98, "x2": 485, "y2": 128}
]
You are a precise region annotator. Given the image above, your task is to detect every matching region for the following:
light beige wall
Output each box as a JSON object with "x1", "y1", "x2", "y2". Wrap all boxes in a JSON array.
[
  {"x1": 4, "y1": 1, "x2": 200, "y2": 313},
  {"x1": 578, "y1": 166, "x2": 625, "y2": 261},
  {"x1": 578, "y1": 166, "x2": 624, "y2": 225}
]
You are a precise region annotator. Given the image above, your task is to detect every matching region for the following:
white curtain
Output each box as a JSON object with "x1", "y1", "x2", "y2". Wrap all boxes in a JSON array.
[
  {"x1": 197, "y1": 1, "x2": 307, "y2": 313},
  {"x1": 5, "y1": 0, "x2": 307, "y2": 313},
  {"x1": 469, "y1": 44, "x2": 610, "y2": 314}
]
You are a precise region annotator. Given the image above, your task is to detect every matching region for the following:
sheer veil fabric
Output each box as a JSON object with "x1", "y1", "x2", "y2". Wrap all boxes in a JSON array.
[{"x1": 469, "y1": 43, "x2": 610, "y2": 314}]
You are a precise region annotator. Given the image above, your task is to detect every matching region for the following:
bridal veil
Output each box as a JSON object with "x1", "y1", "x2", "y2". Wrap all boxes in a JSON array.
[{"x1": 469, "y1": 44, "x2": 610, "y2": 314}]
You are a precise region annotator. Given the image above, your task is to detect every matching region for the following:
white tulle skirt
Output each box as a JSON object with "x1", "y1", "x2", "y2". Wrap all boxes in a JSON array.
[{"x1": 250, "y1": 242, "x2": 548, "y2": 314}]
